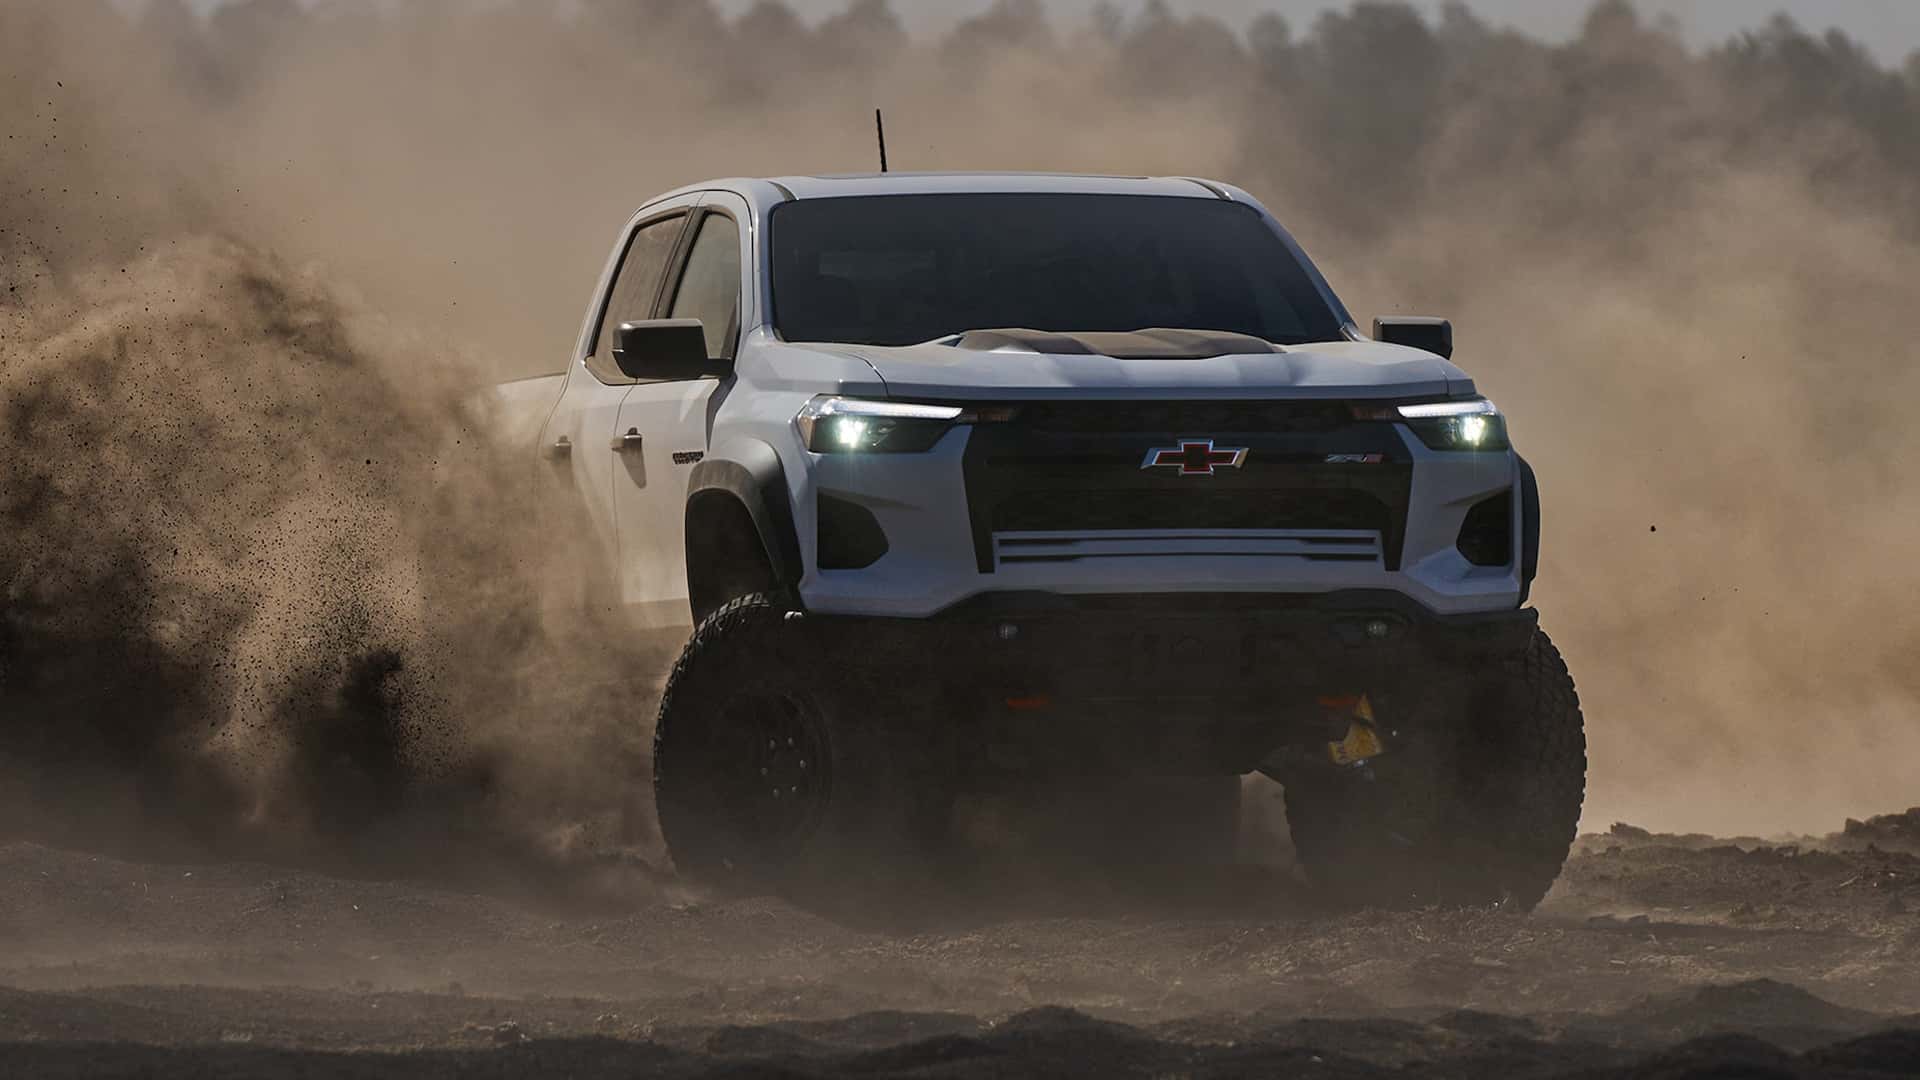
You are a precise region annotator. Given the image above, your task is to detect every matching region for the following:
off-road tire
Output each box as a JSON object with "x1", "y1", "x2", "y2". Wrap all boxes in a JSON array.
[
  {"x1": 652, "y1": 593, "x2": 952, "y2": 897},
  {"x1": 1283, "y1": 627, "x2": 1585, "y2": 910}
]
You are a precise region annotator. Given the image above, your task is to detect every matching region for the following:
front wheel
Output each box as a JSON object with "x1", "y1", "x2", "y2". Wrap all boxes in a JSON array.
[
  {"x1": 651, "y1": 594, "x2": 951, "y2": 896},
  {"x1": 1282, "y1": 627, "x2": 1586, "y2": 910}
]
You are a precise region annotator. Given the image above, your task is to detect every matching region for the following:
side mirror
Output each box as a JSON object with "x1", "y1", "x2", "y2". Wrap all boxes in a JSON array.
[
  {"x1": 611, "y1": 319, "x2": 718, "y2": 380},
  {"x1": 1372, "y1": 316, "x2": 1453, "y2": 360}
]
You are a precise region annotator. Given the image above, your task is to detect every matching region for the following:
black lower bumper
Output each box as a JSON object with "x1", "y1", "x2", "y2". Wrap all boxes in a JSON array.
[
  {"x1": 822, "y1": 590, "x2": 1535, "y2": 669},
  {"x1": 811, "y1": 591, "x2": 1537, "y2": 775}
]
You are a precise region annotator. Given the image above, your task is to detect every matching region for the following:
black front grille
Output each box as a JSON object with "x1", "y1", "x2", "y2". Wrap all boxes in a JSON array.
[{"x1": 961, "y1": 401, "x2": 1414, "y2": 573}]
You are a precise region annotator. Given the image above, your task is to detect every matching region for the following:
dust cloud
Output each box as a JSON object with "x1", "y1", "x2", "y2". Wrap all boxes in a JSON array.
[
  {"x1": 3, "y1": 0, "x2": 1918, "y2": 851},
  {"x1": 0, "y1": 233, "x2": 664, "y2": 884}
]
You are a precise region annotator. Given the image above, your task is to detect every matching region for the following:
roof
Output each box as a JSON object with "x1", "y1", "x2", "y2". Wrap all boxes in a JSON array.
[{"x1": 764, "y1": 172, "x2": 1230, "y2": 201}]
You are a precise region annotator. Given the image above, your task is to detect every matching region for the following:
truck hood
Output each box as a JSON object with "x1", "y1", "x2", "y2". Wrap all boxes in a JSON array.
[{"x1": 807, "y1": 332, "x2": 1472, "y2": 401}]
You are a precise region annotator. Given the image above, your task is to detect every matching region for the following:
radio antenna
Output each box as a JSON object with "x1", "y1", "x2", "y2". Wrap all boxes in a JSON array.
[{"x1": 875, "y1": 108, "x2": 890, "y2": 173}]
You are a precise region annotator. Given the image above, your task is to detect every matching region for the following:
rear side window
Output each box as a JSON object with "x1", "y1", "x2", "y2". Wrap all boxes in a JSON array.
[
  {"x1": 593, "y1": 213, "x2": 685, "y2": 361},
  {"x1": 669, "y1": 213, "x2": 742, "y2": 360},
  {"x1": 770, "y1": 194, "x2": 1344, "y2": 348}
]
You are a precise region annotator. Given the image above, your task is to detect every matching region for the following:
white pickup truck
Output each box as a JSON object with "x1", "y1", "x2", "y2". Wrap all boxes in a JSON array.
[{"x1": 501, "y1": 172, "x2": 1584, "y2": 909}]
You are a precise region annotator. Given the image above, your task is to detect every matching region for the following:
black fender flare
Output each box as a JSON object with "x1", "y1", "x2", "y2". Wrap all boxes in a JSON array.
[
  {"x1": 686, "y1": 441, "x2": 803, "y2": 618},
  {"x1": 1517, "y1": 454, "x2": 1541, "y2": 604}
]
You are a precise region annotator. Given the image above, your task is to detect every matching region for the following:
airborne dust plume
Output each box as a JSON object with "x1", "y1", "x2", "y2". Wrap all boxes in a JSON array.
[{"x1": 3, "y1": 0, "x2": 1919, "y2": 859}]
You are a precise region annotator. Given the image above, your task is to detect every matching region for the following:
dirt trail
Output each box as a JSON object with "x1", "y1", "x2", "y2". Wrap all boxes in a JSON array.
[{"x1": 3, "y1": 814, "x2": 1919, "y2": 1076}]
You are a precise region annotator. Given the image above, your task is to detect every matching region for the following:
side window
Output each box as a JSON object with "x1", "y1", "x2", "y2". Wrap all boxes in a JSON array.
[
  {"x1": 592, "y1": 214, "x2": 685, "y2": 363},
  {"x1": 668, "y1": 213, "x2": 742, "y2": 361}
]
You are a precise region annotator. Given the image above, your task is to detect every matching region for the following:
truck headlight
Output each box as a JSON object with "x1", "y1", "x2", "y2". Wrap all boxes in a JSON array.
[
  {"x1": 1391, "y1": 399, "x2": 1509, "y2": 451},
  {"x1": 795, "y1": 396, "x2": 966, "y2": 453}
]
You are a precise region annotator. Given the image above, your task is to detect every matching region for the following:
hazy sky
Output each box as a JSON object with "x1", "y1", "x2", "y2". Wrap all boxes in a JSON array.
[
  {"x1": 715, "y1": 0, "x2": 1920, "y2": 64},
  {"x1": 168, "y1": 1, "x2": 1920, "y2": 65}
]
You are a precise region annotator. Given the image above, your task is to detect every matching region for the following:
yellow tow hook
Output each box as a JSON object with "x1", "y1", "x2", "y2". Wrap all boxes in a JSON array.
[{"x1": 1324, "y1": 693, "x2": 1387, "y2": 767}]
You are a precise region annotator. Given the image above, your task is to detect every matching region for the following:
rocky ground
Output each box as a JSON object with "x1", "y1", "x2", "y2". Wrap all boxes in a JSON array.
[{"x1": 3, "y1": 807, "x2": 1920, "y2": 1076}]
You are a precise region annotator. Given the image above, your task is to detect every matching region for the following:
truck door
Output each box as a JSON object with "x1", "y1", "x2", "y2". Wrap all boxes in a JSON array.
[
  {"x1": 612, "y1": 199, "x2": 744, "y2": 629},
  {"x1": 539, "y1": 199, "x2": 696, "y2": 574}
]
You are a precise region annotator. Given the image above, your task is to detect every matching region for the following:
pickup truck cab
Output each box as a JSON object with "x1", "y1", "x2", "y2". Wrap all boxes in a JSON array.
[{"x1": 506, "y1": 172, "x2": 1585, "y2": 910}]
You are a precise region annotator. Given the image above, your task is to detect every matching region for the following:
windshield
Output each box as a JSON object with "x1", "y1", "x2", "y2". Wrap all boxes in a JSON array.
[{"x1": 769, "y1": 194, "x2": 1345, "y2": 348}]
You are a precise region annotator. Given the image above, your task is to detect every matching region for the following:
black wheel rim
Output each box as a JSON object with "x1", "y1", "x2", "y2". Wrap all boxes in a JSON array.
[{"x1": 713, "y1": 691, "x2": 833, "y2": 861}]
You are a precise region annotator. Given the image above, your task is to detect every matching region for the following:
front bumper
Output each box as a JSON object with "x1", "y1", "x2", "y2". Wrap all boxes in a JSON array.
[
  {"x1": 797, "y1": 415, "x2": 1525, "y2": 619},
  {"x1": 812, "y1": 591, "x2": 1538, "y2": 775},
  {"x1": 824, "y1": 589, "x2": 1537, "y2": 674}
]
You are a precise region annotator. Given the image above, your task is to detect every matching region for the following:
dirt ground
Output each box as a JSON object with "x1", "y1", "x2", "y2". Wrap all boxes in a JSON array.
[{"x1": 4, "y1": 804, "x2": 1919, "y2": 1077}]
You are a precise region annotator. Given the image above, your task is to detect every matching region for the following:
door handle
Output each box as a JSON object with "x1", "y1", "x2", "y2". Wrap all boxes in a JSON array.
[
  {"x1": 611, "y1": 428, "x2": 644, "y2": 453},
  {"x1": 545, "y1": 435, "x2": 572, "y2": 461}
]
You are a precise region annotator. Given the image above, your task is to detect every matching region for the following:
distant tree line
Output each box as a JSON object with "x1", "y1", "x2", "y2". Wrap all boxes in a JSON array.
[
  {"x1": 22, "y1": 1, "x2": 1918, "y2": 234},
  {"x1": 8, "y1": 0, "x2": 1920, "y2": 331}
]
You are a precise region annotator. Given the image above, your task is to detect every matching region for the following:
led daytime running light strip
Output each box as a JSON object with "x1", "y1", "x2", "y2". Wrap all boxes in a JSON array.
[
  {"x1": 1397, "y1": 399, "x2": 1498, "y2": 419},
  {"x1": 803, "y1": 397, "x2": 964, "y2": 422}
]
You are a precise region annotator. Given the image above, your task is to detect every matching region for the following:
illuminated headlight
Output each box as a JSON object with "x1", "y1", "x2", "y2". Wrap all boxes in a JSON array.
[
  {"x1": 1395, "y1": 398, "x2": 1509, "y2": 451},
  {"x1": 795, "y1": 396, "x2": 966, "y2": 453}
]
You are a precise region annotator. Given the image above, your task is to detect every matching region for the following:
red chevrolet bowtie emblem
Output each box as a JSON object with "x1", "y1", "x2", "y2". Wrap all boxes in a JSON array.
[{"x1": 1141, "y1": 438, "x2": 1249, "y2": 476}]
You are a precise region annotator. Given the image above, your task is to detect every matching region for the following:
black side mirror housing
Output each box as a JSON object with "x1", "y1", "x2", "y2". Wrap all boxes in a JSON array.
[
  {"x1": 611, "y1": 319, "x2": 719, "y2": 380},
  {"x1": 1372, "y1": 316, "x2": 1453, "y2": 360}
]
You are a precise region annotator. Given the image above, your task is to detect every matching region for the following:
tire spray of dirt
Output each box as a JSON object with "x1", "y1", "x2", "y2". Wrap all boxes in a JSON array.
[{"x1": 0, "y1": 233, "x2": 665, "y2": 882}]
